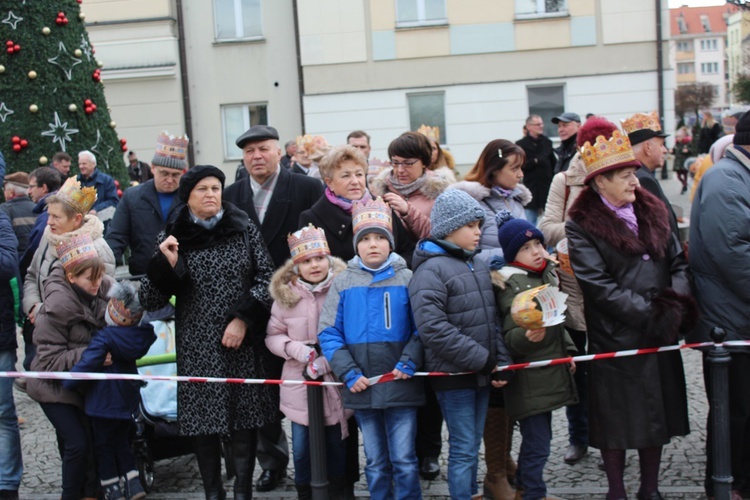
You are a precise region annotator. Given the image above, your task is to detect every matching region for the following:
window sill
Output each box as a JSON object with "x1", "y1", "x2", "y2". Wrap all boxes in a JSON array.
[
  {"x1": 514, "y1": 11, "x2": 569, "y2": 22},
  {"x1": 395, "y1": 20, "x2": 448, "y2": 30},
  {"x1": 213, "y1": 36, "x2": 266, "y2": 46}
]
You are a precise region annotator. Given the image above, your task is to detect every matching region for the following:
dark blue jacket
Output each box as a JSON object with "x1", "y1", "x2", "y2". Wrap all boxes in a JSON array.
[
  {"x1": 20, "y1": 194, "x2": 51, "y2": 278},
  {"x1": 63, "y1": 323, "x2": 156, "y2": 419},
  {"x1": 0, "y1": 213, "x2": 19, "y2": 351},
  {"x1": 78, "y1": 170, "x2": 119, "y2": 212}
]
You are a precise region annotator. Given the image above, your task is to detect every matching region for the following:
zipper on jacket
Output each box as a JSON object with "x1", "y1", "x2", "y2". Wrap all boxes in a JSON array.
[{"x1": 384, "y1": 292, "x2": 391, "y2": 330}]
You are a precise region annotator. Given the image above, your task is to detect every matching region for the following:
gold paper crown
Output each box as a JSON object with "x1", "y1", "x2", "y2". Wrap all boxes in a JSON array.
[
  {"x1": 56, "y1": 233, "x2": 98, "y2": 272},
  {"x1": 621, "y1": 111, "x2": 663, "y2": 135},
  {"x1": 352, "y1": 197, "x2": 392, "y2": 236},
  {"x1": 57, "y1": 176, "x2": 97, "y2": 214},
  {"x1": 107, "y1": 299, "x2": 141, "y2": 326},
  {"x1": 153, "y1": 131, "x2": 189, "y2": 169},
  {"x1": 296, "y1": 134, "x2": 329, "y2": 156},
  {"x1": 288, "y1": 224, "x2": 331, "y2": 265},
  {"x1": 510, "y1": 285, "x2": 548, "y2": 330},
  {"x1": 417, "y1": 125, "x2": 440, "y2": 142},
  {"x1": 579, "y1": 130, "x2": 639, "y2": 182}
]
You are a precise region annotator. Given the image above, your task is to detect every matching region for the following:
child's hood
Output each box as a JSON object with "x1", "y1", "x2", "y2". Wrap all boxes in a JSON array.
[
  {"x1": 98, "y1": 323, "x2": 157, "y2": 361},
  {"x1": 412, "y1": 238, "x2": 478, "y2": 271},
  {"x1": 269, "y1": 256, "x2": 347, "y2": 309}
]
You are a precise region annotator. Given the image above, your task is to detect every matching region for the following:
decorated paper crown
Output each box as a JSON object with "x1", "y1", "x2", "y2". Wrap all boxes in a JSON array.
[
  {"x1": 296, "y1": 135, "x2": 329, "y2": 156},
  {"x1": 621, "y1": 111, "x2": 668, "y2": 145},
  {"x1": 56, "y1": 233, "x2": 98, "y2": 272},
  {"x1": 352, "y1": 197, "x2": 392, "y2": 237},
  {"x1": 417, "y1": 125, "x2": 440, "y2": 142},
  {"x1": 288, "y1": 224, "x2": 331, "y2": 265},
  {"x1": 152, "y1": 131, "x2": 189, "y2": 170},
  {"x1": 57, "y1": 176, "x2": 97, "y2": 214},
  {"x1": 107, "y1": 281, "x2": 144, "y2": 327},
  {"x1": 579, "y1": 130, "x2": 640, "y2": 183},
  {"x1": 510, "y1": 284, "x2": 568, "y2": 330}
]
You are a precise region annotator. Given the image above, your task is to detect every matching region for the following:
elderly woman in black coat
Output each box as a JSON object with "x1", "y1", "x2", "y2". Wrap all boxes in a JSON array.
[
  {"x1": 140, "y1": 165, "x2": 277, "y2": 500},
  {"x1": 565, "y1": 131, "x2": 694, "y2": 500}
]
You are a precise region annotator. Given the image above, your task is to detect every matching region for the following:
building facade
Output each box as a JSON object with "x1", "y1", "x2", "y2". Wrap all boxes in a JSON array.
[{"x1": 727, "y1": 9, "x2": 750, "y2": 107}]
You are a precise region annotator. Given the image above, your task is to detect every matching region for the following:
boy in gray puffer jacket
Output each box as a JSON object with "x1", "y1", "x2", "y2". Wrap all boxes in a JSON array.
[{"x1": 409, "y1": 188, "x2": 513, "y2": 500}]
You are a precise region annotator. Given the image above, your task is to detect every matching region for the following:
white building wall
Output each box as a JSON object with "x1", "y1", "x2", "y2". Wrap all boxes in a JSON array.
[
  {"x1": 693, "y1": 37, "x2": 728, "y2": 110},
  {"x1": 304, "y1": 71, "x2": 676, "y2": 169}
]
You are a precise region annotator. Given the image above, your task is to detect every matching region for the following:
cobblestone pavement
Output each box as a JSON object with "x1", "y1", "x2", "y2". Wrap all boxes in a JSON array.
[{"x1": 13, "y1": 173, "x2": 714, "y2": 499}]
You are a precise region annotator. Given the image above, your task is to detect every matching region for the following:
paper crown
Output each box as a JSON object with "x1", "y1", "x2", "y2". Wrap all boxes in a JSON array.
[
  {"x1": 620, "y1": 111, "x2": 663, "y2": 136},
  {"x1": 56, "y1": 233, "x2": 98, "y2": 272},
  {"x1": 288, "y1": 224, "x2": 331, "y2": 265},
  {"x1": 152, "y1": 131, "x2": 189, "y2": 170},
  {"x1": 417, "y1": 125, "x2": 440, "y2": 142},
  {"x1": 107, "y1": 281, "x2": 144, "y2": 327},
  {"x1": 352, "y1": 197, "x2": 392, "y2": 237},
  {"x1": 296, "y1": 134, "x2": 329, "y2": 155},
  {"x1": 579, "y1": 130, "x2": 640, "y2": 183},
  {"x1": 57, "y1": 176, "x2": 97, "y2": 214}
]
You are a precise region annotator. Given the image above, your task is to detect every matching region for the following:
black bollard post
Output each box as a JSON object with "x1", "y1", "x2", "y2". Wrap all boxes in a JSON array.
[
  {"x1": 307, "y1": 384, "x2": 328, "y2": 499},
  {"x1": 708, "y1": 327, "x2": 733, "y2": 499}
]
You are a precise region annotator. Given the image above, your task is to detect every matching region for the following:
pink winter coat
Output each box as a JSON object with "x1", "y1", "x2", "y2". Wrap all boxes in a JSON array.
[{"x1": 265, "y1": 257, "x2": 352, "y2": 431}]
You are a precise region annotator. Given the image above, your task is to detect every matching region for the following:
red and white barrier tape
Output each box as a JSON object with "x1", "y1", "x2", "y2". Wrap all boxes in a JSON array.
[{"x1": 3, "y1": 340, "x2": 749, "y2": 387}]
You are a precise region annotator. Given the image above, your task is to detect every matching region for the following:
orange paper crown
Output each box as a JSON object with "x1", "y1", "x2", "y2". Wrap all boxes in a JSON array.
[
  {"x1": 417, "y1": 125, "x2": 440, "y2": 142},
  {"x1": 352, "y1": 197, "x2": 392, "y2": 237},
  {"x1": 620, "y1": 111, "x2": 663, "y2": 136},
  {"x1": 56, "y1": 233, "x2": 98, "y2": 272},
  {"x1": 57, "y1": 176, "x2": 97, "y2": 214},
  {"x1": 296, "y1": 135, "x2": 329, "y2": 156},
  {"x1": 288, "y1": 224, "x2": 331, "y2": 265},
  {"x1": 579, "y1": 130, "x2": 640, "y2": 183},
  {"x1": 152, "y1": 131, "x2": 189, "y2": 169}
]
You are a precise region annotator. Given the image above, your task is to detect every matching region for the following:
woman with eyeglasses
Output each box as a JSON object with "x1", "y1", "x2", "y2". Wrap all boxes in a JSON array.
[
  {"x1": 369, "y1": 132, "x2": 456, "y2": 240},
  {"x1": 299, "y1": 144, "x2": 416, "y2": 266}
]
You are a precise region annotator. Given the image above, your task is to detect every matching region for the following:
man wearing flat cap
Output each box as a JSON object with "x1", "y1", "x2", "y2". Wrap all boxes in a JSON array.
[
  {"x1": 223, "y1": 124, "x2": 324, "y2": 492},
  {"x1": 1, "y1": 172, "x2": 37, "y2": 256},
  {"x1": 622, "y1": 111, "x2": 679, "y2": 238},
  {"x1": 552, "y1": 112, "x2": 581, "y2": 174}
]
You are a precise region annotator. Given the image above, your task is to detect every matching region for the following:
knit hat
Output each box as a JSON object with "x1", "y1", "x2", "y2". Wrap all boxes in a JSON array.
[
  {"x1": 352, "y1": 197, "x2": 394, "y2": 250},
  {"x1": 178, "y1": 165, "x2": 226, "y2": 202},
  {"x1": 430, "y1": 189, "x2": 486, "y2": 240},
  {"x1": 288, "y1": 224, "x2": 331, "y2": 265},
  {"x1": 496, "y1": 211, "x2": 544, "y2": 263},
  {"x1": 56, "y1": 233, "x2": 99, "y2": 272},
  {"x1": 734, "y1": 110, "x2": 750, "y2": 146},
  {"x1": 152, "y1": 131, "x2": 189, "y2": 170},
  {"x1": 106, "y1": 280, "x2": 144, "y2": 327}
]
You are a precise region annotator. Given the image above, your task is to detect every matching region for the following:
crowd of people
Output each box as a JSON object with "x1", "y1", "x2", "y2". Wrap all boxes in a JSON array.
[{"x1": 0, "y1": 109, "x2": 749, "y2": 500}]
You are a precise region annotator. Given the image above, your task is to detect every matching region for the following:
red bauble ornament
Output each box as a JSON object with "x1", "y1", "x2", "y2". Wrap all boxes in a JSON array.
[
  {"x1": 119, "y1": 138, "x2": 127, "y2": 144},
  {"x1": 117, "y1": 189, "x2": 123, "y2": 198},
  {"x1": 20, "y1": 139, "x2": 28, "y2": 148},
  {"x1": 5, "y1": 48, "x2": 12, "y2": 54},
  {"x1": 11, "y1": 136, "x2": 20, "y2": 144},
  {"x1": 91, "y1": 104, "x2": 97, "y2": 111},
  {"x1": 84, "y1": 99, "x2": 92, "y2": 106},
  {"x1": 5, "y1": 41, "x2": 13, "y2": 47},
  {"x1": 85, "y1": 106, "x2": 93, "y2": 114},
  {"x1": 13, "y1": 44, "x2": 20, "y2": 52},
  {"x1": 62, "y1": 18, "x2": 68, "y2": 25},
  {"x1": 121, "y1": 145, "x2": 128, "y2": 151},
  {"x1": 12, "y1": 144, "x2": 21, "y2": 152},
  {"x1": 58, "y1": 12, "x2": 65, "y2": 17}
]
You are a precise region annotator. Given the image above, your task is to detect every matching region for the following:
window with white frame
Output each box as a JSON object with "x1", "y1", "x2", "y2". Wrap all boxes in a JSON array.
[
  {"x1": 221, "y1": 103, "x2": 268, "y2": 160},
  {"x1": 396, "y1": 0, "x2": 447, "y2": 28},
  {"x1": 407, "y1": 92, "x2": 446, "y2": 144},
  {"x1": 700, "y1": 15, "x2": 711, "y2": 32},
  {"x1": 515, "y1": 0, "x2": 568, "y2": 18},
  {"x1": 214, "y1": 0, "x2": 262, "y2": 41},
  {"x1": 527, "y1": 85, "x2": 565, "y2": 139},
  {"x1": 700, "y1": 39, "x2": 718, "y2": 51},
  {"x1": 701, "y1": 62, "x2": 719, "y2": 74},
  {"x1": 676, "y1": 41, "x2": 691, "y2": 52},
  {"x1": 677, "y1": 62, "x2": 694, "y2": 74}
]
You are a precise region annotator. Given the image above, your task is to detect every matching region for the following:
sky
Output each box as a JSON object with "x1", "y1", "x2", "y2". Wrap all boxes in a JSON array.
[{"x1": 667, "y1": 0, "x2": 730, "y2": 6}]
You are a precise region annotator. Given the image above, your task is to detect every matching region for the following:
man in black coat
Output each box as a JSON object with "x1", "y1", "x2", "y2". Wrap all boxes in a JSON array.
[
  {"x1": 517, "y1": 115, "x2": 556, "y2": 224},
  {"x1": 106, "y1": 132, "x2": 188, "y2": 276},
  {"x1": 622, "y1": 112, "x2": 679, "y2": 239},
  {"x1": 552, "y1": 112, "x2": 581, "y2": 174},
  {"x1": 223, "y1": 124, "x2": 323, "y2": 492},
  {"x1": 1, "y1": 172, "x2": 38, "y2": 256}
]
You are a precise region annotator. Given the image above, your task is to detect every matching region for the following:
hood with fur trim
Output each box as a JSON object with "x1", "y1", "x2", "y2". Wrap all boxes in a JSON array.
[
  {"x1": 369, "y1": 166, "x2": 457, "y2": 200},
  {"x1": 568, "y1": 185, "x2": 671, "y2": 260},
  {"x1": 43, "y1": 214, "x2": 104, "y2": 247},
  {"x1": 451, "y1": 180, "x2": 533, "y2": 206},
  {"x1": 269, "y1": 256, "x2": 347, "y2": 309}
]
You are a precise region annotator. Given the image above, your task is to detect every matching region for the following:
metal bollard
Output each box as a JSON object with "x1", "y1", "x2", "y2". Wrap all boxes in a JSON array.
[
  {"x1": 307, "y1": 384, "x2": 328, "y2": 499},
  {"x1": 708, "y1": 327, "x2": 733, "y2": 499}
]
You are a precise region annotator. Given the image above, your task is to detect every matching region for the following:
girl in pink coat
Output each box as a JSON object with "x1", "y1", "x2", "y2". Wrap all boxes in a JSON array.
[{"x1": 265, "y1": 225, "x2": 351, "y2": 499}]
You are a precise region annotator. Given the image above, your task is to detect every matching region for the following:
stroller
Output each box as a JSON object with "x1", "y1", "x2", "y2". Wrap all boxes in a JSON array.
[{"x1": 132, "y1": 307, "x2": 234, "y2": 491}]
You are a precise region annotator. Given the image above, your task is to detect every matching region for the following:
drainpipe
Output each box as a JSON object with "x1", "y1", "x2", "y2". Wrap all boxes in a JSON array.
[
  {"x1": 175, "y1": 0, "x2": 195, "y2": 166},
  {"x1": 292, "y1": 0, "x2": 306, "y2": 133},
  {"x1": 656, "y1": 0, "x2": 665, "y2": 128}
]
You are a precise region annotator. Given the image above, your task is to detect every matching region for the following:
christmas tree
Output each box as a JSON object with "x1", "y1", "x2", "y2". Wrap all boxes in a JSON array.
[{"x1": 0, "y1": 0, "x2": 127, "y2": 182}]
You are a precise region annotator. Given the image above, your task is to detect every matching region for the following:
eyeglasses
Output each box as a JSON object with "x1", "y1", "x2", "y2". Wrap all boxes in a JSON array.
[
  {"x1": 528, "y1": 122, "x2": 544, "y2": 127},
  {"x1": 28, "y1": 184, "x2": 39, "y2": 189},
  {"x1": 391, "y1": 159, "x2": 420, "y2": 168}
]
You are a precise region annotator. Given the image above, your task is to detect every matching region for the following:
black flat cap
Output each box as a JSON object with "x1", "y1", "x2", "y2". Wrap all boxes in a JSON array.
[
  {"x1": 627, "y1": 128, "x2": 669, "y2": 146},
  {"x1": 551, "y1": 112, "x2": 581, "y2": 124},
  {"x1": 235, "y1": 125, "x2": 280, "y2": 149}
]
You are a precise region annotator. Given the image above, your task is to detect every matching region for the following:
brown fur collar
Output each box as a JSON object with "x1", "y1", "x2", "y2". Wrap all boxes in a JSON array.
[
  {"x1": 369, "y1": 167, "x2": 456, "y2": 200},
  {"x1": 568, "y1": 185, "x2": 671, "y2": 260},
  {"x1": 269, "y1": 256, "x2": 347, "y2": 308}
]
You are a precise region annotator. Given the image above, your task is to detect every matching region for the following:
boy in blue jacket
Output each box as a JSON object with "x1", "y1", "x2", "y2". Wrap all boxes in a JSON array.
[
  {"x1": 64, "y1": 281, "x2": 155, "y2": 500},
  {"x1": 319, "y1": 197, "x2": 424, "y2": 500}
]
